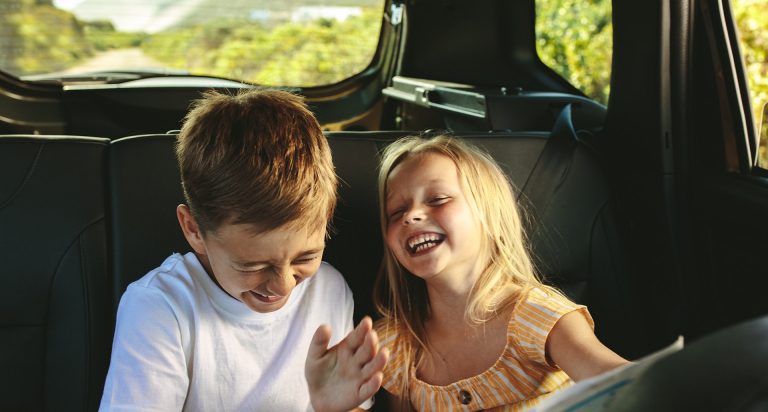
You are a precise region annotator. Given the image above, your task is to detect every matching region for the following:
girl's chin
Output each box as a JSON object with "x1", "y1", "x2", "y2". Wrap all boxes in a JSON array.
[{"x1": 404, "y1": 266, "x2": 440, "y2": 280}]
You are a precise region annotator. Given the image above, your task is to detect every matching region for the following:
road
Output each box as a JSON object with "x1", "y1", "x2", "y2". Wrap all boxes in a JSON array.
[{"x1": 63, "y1": 48, "x2": 168, "y2": 73}]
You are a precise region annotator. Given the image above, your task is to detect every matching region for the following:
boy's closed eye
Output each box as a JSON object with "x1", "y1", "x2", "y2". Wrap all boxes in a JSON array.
[
  {"x1": 236, "y1": 257, "x2": 318, "y2": 272},
  {"x1": 294, "y1": 256, "x2": 319, "y2": 264},
  {"x1": 235, "y1": 265, "x2": 269, "y2": 274}
]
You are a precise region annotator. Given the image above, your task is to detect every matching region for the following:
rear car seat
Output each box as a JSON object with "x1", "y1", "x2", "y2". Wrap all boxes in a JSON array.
[
  {"x1": 0, "y1": 121, "x2": 664, "y2": 409},
  {"x1": 108, "y1": 134, "x2": 188, "y2": 311},
  {"x1": 325, "y1": 130, "x2": 651, "y2": 358},
  {"x1": 0, "y1": 135, "x2": 112, "y2": 411},
  {"x1": 108, "y1": 126, "x2": 654, "y2": 361}
]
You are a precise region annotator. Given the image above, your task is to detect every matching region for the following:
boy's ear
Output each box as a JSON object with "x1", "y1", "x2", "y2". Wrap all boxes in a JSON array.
[{"x1": 177, "y1": 204, "x2": 207, "y2": 255}]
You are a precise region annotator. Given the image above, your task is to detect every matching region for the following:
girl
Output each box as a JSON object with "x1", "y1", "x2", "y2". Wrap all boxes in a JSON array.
[{"x1": 374, "y1": 135, "x2": 628, "y2": 411}]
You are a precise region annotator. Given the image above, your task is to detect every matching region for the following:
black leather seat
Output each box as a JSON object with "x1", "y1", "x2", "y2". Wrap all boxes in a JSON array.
[
  {"x1": 324, "y1": 130, "x2": 652, "y2": 358},
  {"x1": 0, "y1": 135, "x2": 112, "y2": 411},
  {"x1": 107, "y1": 129, "x2": 655, "y2": 359},
  {"x1": 108, "y1": 134, "x2": 189, "y2": 307}
]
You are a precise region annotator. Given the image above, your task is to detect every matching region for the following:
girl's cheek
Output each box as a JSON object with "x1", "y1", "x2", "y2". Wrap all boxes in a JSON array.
[{"x1": 385, "y1": 228, "x2": 400, "y2": 251}]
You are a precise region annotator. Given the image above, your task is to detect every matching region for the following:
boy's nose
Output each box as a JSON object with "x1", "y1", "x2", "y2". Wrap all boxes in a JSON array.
[{"x1": 268, "y1": 267, "x2": 298, "y2": 296}]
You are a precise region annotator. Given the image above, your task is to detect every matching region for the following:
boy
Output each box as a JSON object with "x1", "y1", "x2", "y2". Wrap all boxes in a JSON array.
[{"x1": 100, "y1": 89, "x2": 387, "y2": 411}]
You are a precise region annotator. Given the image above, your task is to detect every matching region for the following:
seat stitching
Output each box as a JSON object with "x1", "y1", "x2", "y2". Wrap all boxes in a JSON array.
[
  {"x1": 0, "y1": 142, "x2": 44, "y2": 210},
  {"x1": 41, "y1": 215, "x2": 104, "y2": 408}
]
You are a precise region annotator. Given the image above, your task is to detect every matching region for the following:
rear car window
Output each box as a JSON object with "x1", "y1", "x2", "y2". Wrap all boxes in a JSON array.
[
  {"x1": 534, "y1": 0, "x2": 612, "y2": 105},
  {"x1": 732, "y1": 0, "x2": 768, "y2": 168},
  {"x1": 0, "y1": 0, "x2": 385, "y2": 87}
]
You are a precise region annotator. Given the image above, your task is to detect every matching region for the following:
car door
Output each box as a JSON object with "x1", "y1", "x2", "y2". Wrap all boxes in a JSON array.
[{"x1": 679, "y1": 0, "x2": 768, "y2": 338}]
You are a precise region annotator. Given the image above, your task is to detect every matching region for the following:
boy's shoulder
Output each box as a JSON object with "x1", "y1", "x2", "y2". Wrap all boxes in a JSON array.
[
  {"x1": 304, "y1": 261, "x2": 353, "y2": 303},
  {"x1": 119, "y1": 252, "x2": 204, "y2": 313},
  {"x1": 130, "y1": 252, "x2": 197, "y2": 292},
  {"x1": 121, "y1": 256, "x2": 352, "y2": 314},
  {"x1": 314, "y1": 261, "x2": 347, "y2": 285}
]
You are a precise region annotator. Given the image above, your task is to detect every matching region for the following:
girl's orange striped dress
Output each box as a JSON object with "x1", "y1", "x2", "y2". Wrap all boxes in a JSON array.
[{"x1": 376, "y1": 288, "x2": 594, "y2": 411}]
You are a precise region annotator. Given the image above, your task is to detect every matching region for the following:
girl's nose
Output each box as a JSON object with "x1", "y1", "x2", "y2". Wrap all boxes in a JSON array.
[{"x1": 403, "y1": 209, "x2": 425, "y2": 225}]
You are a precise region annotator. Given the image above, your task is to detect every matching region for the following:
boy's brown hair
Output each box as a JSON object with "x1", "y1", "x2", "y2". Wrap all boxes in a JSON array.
[{"x1": 176, "y1": 88, "x2": 337, "y2": 235}]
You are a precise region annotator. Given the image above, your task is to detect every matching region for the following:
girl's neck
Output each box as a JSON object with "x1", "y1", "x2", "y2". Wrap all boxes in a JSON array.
[
  {"x1": 427, "y1": 281, "x2": 472, "y2": 324},
  {"x1": 424, "y1": 262, "x2": 483, "y2": 326},
  {"x1": 427, "y1": 288, "x2": 469, "y2": 330},
  {"x1": 419, "y1": 290, "x2": 511, "y2": 386}
]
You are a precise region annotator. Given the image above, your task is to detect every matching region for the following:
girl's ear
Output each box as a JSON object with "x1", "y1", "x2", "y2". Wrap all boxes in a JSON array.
[{"x1": 177, "y1": 204, "x2": 207, "y2": 255}]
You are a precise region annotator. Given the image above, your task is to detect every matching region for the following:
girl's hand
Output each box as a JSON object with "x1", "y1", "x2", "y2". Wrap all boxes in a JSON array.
[{"x1": 305, "y1": 317, "x2": 390, "y2": 412}]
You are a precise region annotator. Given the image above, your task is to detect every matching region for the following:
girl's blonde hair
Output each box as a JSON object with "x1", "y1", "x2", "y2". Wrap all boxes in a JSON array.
[{"x1": 373, "y1": 135, "x2": 561, "y2": 406}]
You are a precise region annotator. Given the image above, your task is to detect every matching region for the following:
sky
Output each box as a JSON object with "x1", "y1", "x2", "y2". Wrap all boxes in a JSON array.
[
  {"x1": 51, "y1": 0, "x2": 202, "y2": 33},
  {"x1": 53, "y1": 0, "x2": 85, "y2": 10}
]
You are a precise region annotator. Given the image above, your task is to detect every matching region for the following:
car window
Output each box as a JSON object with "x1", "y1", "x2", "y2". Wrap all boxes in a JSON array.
[
  {"x1": 0, "y1": 0, "x2": 384, "y2": 87},
  {"x1": 732, "y1": 0, "x2": 768, "y2": 168},
  {"x1": 534, "y1": 0, "x2": 612, "y2": 105}
]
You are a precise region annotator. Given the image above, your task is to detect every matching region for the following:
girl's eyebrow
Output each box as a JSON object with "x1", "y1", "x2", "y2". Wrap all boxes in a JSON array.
[{"x1": 385, "y1": 190, "x2": 401, "y2": 202}]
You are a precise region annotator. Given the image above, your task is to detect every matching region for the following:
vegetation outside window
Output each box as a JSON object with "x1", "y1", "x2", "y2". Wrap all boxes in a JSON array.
[
  {"x1": 0, "y1": 0, "x2": 385, "y2": 87},
  {"x1": 732, "y1": 0, "x2": 768, "y2": 168},
  {"x1": 534, "y1": 0, "x2": 612, "y2": 105}
]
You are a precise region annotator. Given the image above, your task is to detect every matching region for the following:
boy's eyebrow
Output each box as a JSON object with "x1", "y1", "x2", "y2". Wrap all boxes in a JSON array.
[
  {"x1": 231, "y1": 260, "x2": 268, "y2": 268},
  {"x1": 232, "y1": 248, "x2": 325, "y2": 267}
]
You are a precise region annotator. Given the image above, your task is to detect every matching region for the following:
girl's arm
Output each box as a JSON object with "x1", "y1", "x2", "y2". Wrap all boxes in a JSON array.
[{"x1": 546, "y1": 311, "x2": 630, "y2": 381}]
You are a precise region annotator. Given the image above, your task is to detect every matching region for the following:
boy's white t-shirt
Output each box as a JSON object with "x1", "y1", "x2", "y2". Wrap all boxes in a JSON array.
[{"x1": 100, "y1": 252, "x2": 362, "y2": 411}]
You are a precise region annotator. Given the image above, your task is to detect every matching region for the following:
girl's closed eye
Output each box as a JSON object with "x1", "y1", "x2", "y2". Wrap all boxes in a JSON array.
[
  {"x1": 429, "y1": 196, "x2": 450, "y2": 205},
  {"x1": 388, "y1": 207, "x2": 405, "y2": 221}
]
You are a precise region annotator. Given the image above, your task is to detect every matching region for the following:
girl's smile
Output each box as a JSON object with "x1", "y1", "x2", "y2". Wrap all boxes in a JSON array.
[{"x1": 406, "y1": 232, "x2": 446, "y2": 255}]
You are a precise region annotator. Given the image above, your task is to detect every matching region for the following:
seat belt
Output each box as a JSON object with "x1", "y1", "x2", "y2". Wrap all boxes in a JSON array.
[{"x1": 518, "y1": 103, "x2": 579, "y2": 229}]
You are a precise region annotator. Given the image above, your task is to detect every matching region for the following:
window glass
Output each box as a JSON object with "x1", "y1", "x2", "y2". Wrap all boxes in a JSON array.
[
  {"x1": 732, "y1": 0, "x2": 768, "y2": 168},
  {"x1": 0, "y1": 0, "x2": 384, "y2": 87},
  {"x1": 534, "y1": 0, "x2": 612, "y2": 105}
]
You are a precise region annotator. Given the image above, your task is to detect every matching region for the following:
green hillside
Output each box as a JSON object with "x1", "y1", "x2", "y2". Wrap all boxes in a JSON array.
[
  {"x1": 173, "y1": 0, "x2": 383, "y2": 29},
  {"x1": 1, "y1": 1, "x2": 92, "y2": 75},
  {"x1": 140, "y1": 6, "x2": 384, "y2": 86}
]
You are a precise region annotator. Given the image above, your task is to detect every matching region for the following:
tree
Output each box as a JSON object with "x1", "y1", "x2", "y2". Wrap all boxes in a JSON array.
[
  {"x1": 535, "y1": 0, "x2": 612, "y2": 105},
  {"x1": 2, "y1": 2, "x2": 92, "y2": 75},
  {"x1": 732, "y1": 0, "x2": 768, "y2": 167},
  {"x1": 140, "y1": 8, "x2": 384, "y2": 87}
]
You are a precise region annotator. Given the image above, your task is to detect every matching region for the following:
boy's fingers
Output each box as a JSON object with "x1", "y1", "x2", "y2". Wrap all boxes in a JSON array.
[
  {"x1": 357, "y1": 371, "x2": 384, "y2": 401},
  {"x1": 307, "y1": 324, "x2": 332, "y2": 361},
  {"x1": 361, "y1": 347, "x2": 389, "y2": 378},
  {"x1": 345, "y1": 316, "x2": 373, "y2": 351},
  {"x1": 353, "y1": 329, "x2": 377, "y2": 364}
]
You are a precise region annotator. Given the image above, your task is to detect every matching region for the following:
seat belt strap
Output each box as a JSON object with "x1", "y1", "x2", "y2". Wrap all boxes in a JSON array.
[{"x1": 519, "y1": 103, "x2": 579, "y2": 228}]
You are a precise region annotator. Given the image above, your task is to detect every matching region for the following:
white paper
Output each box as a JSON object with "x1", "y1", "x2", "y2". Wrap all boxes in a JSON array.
[{"x1": 526, "y1": 336, "x2": 684, "y2": 412}]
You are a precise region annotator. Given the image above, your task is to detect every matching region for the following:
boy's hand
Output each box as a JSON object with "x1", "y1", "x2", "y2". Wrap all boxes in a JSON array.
[{"x1": 305, "y1": 317, "x2": 389, "y2": 412}]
